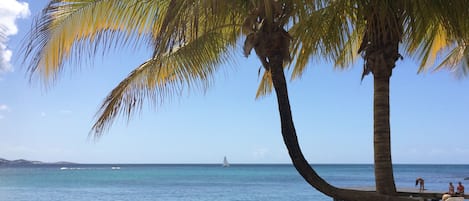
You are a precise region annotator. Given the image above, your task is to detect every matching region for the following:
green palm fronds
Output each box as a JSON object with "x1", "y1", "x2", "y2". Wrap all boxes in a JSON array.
[
  {"x1": 92, "y1": 30, "x2": 239, "y2": 136},
  {"x1": 23, "y1": 1, "x2": 163, "y2": 81},
  {"x1": 22, "y1": 0, "x2": 246, "y2": 135}
]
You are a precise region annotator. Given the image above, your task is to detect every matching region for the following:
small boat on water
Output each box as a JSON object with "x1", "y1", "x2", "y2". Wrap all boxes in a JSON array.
[
  {"x1": 222, "y1": 156, "x2": 229, "y2": 167},
  {"x1": 464, "y1": 177, "x2": 469, "y2": 180}
]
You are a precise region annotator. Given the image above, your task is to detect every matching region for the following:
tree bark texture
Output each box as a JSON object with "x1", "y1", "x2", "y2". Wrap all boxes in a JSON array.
[
  {"x1": 373, "y1": 73, "x2": 396, "y2": 195},
  {"x1": 359, "y1": 2, "x2": 403, "y2": 194}
]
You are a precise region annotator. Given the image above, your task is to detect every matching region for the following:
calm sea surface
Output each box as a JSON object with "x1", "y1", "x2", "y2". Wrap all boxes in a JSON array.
[{"x1": 0, "y1": 164, "x2": 467, "y2": 201}]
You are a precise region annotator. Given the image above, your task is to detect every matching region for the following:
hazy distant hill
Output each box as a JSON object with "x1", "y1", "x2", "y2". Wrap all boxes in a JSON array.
[{"x1": 0, "y1": 158, "x2": 75, "y2": 166}]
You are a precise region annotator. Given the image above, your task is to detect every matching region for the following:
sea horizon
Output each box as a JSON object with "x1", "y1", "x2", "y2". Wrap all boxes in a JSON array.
[
  {"x1": 3, "y1": 160, "x2": 469, "y2": 166},
  {"x1": 2, "y1": 157, "x2": 469, "y2": 166}
]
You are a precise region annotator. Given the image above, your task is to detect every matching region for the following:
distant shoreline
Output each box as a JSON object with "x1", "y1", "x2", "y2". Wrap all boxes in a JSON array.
[
  {"x1": 0, "y1": 158, "x2": 75, "y2": 166},
  {"x1": 1, "y1": 158, "x2": 468, "y2": 166}
]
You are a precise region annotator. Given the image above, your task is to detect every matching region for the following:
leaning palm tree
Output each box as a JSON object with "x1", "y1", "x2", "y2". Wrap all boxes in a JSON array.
[
  {"x1": 21, "y1": 1, "x2": 469, "y2": 201},
  {"x1": 253, "y1": 0, "x2": 469, "y2": 197},
  {"x1": 281, "y1": 0, "x2": 469, "y2": 196}
]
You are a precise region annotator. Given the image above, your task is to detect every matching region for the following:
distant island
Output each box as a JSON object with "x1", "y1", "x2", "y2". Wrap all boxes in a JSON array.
[{"x1": 0, "y1": 158, "x2": 75, "y2": 166}]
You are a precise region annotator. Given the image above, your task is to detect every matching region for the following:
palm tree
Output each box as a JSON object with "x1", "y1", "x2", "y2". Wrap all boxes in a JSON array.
[
  {"x1": 283, "y1": 0, "x2": 469, "y2": 196},
  {"x1": 21, "y1": 1, "x2": 468, "y2": 201},
  {"x1": 247, "y1": 0, "x2": 469, "y2": 197}
]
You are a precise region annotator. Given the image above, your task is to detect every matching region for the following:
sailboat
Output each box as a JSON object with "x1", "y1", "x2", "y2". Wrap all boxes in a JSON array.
[{"x1": 222, "y1": 156, "x2": 229, "y2": 167}]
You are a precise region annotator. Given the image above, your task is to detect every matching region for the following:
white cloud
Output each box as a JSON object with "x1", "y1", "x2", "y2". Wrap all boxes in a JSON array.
[
  {"x1": 59, "y1": 109, "x2": 72, "y2": 114},
  {"x1": 0, "y1": 104, "x2": 9, "y2": 120},
  {"x1": 0, "y1": 0, "x2": 30, "y2": 74},
  {"x1": 252, "y1": 148, "x2": 269, "y2": 159},
  {"x1": 0, "y1": 104, "x2": 9, "y2": 111}
]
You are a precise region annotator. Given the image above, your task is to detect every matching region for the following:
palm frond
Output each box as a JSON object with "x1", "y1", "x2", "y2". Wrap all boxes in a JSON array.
[
  {"x1": 402, "y1": 0, "x2": 469, "y2": 76},
  {"x1": 0, "y1": 25, "x2": 7, "y2": 71},
  {"x1": 416, "y1": 24, "x2": 449, "y2": 72},
  {"x1": 255, "y1": 69, "x2": 273, "y2": 99},
  {"x1": 0, "y1": 25, "x2": 6, "y2": 41},
  {"x1": 429, "y1": 0, "x2": 469, "y2": 76},
  {"x1": 402, "y1": 1, "x2": 450, "y2": 72},
  {"x1": 433, "y1": 42, "x2": 469, "y2": 77},
  {"x1": 22, "y1": 0, "x2": 165, "y2": 83},
  {"x1": 289, "y1": 1, "x2": 352, "y2": 80},
  {"x1": 150, "y1": 0, "x2": 247, "y2": 59},
  {"x1": 91, "y1": 30, "x2": 239, "y2": 137},
  {"x1": 334, "y1": 26, "x2": 363, "y2": 69}
]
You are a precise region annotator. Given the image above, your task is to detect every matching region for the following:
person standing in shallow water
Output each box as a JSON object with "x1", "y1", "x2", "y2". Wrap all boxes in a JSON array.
[{"x1": 415, "y1": 177, "x2": 425, "y2": 192}]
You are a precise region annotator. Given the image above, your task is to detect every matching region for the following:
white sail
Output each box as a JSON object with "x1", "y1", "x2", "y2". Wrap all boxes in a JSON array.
[{"x1": 223, "y1": 156, "x2": 229, "y2": 167}]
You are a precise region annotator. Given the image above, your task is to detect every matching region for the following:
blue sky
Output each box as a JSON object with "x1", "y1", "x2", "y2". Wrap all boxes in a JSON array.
[{"x1": 1, "y1": 0, "x2": 468, "y2": 164}]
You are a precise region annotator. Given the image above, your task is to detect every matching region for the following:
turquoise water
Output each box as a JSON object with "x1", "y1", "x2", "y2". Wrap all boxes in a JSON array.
[{"x1": 0, "y1": 164, "x2": 467, "y2": 201}]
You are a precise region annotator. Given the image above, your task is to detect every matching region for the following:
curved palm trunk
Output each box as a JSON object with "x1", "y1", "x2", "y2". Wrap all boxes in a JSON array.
[
  {"x1": 373, "y1": 73, "x2": 396, "y2": 195},
  {"x1": 266, "y1": 48, "x2": 412, "y2": 201}
]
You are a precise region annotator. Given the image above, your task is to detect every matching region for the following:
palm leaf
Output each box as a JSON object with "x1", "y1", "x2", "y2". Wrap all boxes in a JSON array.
[
  {"x1": 0, "y1": 25, "x2": 7, "y2": 71},
  {"x1": 289, "y1": 1, "x2": 353, "y2": 80},
  {"x1": 150, "y1": 0, "x2": 247, "y2": 60},
  {"x1": 91, "y1": 30, "x2": 239, "y2": 136},
  {"x1": 22, "y1": 0, "x2": 166, "y2": 83},
  {"x1": 255, "y1": 69, "x2": 272, "y2": 99},
  {"x1": 0, "y1": 25, "x2": 6, "y2": 41},
  {"x1": 433, "y1": 43, "x2": 469, "y2": 77},
  {"x1": 403, "y1": 0, "x2": 469, "y2": 75}
]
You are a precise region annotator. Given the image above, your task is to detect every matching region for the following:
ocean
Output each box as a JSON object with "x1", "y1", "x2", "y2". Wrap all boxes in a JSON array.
[{"x1": 0, "y1": 164, "x2": 467, "y2": 201}]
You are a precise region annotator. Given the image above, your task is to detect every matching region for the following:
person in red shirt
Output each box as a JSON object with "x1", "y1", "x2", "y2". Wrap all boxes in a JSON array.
[{"x1": 457, "y1": 182, "x2": 465, "y2": 196}]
